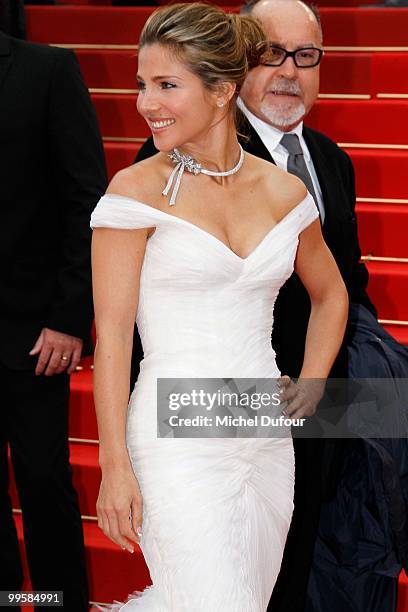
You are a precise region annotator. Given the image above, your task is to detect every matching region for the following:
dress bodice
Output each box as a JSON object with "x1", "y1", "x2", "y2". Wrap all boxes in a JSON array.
[{"x1": 90, "y1": 192, "x2": 318, "y2": 378}]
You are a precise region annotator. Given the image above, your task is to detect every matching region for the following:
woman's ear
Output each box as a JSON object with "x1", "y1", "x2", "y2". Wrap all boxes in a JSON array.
[{"x1": 215, "y1": 81, "x2": 237, "y2": 108}]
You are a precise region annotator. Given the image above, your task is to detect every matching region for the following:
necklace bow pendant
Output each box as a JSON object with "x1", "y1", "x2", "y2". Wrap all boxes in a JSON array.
[
  {"x1": 168, "y1": 150, "x2": 202, "y2": 175},
  {"x1": 162, "y1": 144, "x2": 244, "y2": 206}
]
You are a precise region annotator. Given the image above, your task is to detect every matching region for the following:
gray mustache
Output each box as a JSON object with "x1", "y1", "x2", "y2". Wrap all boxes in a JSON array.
[{"x1": 270, "y1": 81, "x2": 301, "y2": 96}]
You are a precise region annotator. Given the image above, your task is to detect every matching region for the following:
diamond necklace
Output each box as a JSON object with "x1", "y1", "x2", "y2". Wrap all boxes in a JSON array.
[{"x1": 162, "y1": 144, "x2": 245, "y2": 206}]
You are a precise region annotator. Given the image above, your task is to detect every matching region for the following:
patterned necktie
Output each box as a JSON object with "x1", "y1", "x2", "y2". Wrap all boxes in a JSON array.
[{"x1": 280, "y1": 133, "x2": 324, "y2": 223}]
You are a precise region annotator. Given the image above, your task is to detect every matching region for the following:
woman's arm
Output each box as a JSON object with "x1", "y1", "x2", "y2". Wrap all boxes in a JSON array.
[
  {"x1": 92, "y1": 196, "x2": 149, "y2": 552},
  {"x1": 296, "y1": 219, "x2": 348, "y2": 378},
  {"x1": 280, "y1": 218, "x2": 349, "y2": 418}
]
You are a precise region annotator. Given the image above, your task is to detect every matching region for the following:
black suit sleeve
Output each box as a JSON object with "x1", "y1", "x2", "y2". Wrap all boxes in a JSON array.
[
  {"x1": 44, "y1": 49, "x2": 108, "y2": 340},
  {"x1": 344, "y1": 154, "x2": 377, "y2": 317},
  {"x1": 135, "y1": 136, "x2": 158, "y2": 163}
]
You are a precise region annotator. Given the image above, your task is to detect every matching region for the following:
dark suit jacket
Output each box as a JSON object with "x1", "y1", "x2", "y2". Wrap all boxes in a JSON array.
[
  {"x1": 132, "y1": 122, "x2": 376, "y2": 381},
  {"x1": 0, "y1": 1, "x2": 25, "y2": 39},
  {"x1": 0, "y1": 32, "x2": 108, "y2": 369}
]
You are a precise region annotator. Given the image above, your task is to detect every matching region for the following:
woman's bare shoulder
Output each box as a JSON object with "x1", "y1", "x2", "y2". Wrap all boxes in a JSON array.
[
  {"x1": 245, "y1": 152, "x2": 308, "y2": 217},
  {"x1": 106, "y1": 153, "x2": 169, "y2": 208}
]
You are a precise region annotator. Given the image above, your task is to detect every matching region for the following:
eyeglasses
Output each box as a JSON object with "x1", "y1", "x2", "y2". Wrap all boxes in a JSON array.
[{"x1": 261, "y1": 45, "x2": 323, "y2": 68}]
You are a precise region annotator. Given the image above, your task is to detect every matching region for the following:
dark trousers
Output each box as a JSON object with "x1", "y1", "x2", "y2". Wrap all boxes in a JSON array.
[{"x1": 0, "y1": 363, "x2": 89, "y2": 611}]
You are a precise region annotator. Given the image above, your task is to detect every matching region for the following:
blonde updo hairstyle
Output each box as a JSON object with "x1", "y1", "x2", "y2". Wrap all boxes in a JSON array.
[{"x1": 139, "y1": 2, "x2": 267, "y2": 120}]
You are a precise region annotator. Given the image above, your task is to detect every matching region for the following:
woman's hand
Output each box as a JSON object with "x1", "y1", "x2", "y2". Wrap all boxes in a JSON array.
[
  {"x1": 278, "y1": 375, "x2": 326, "y2": 419},
  {"x1": 96, "y1": 467, "x2": 143, "y2": 553}
]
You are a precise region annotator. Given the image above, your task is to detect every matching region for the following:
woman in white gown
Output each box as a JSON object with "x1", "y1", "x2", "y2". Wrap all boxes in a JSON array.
[{"x1": 90, "y1": 3, "x2": 348, "y2": 610}]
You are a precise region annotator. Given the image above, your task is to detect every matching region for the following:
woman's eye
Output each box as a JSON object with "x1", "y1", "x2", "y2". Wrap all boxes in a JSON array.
[
  {"x1": 161, "y1": 82, "x2": 176, "y2": 89},
  {"x1": 137, "y1": 81, "x2": 145, "y2": 91}
]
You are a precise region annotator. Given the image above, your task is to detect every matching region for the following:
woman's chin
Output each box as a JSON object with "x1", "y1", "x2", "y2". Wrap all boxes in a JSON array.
[{"x1": 152, "y1": 134, "x2": 176, "y2": 153}]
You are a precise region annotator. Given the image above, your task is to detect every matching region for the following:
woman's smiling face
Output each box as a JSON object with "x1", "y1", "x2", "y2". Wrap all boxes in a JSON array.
[{"x1": 136, "y1": 43, "x2": 221, "y2": 152}]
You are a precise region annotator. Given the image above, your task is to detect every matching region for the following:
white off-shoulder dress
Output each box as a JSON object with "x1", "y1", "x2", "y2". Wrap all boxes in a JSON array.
[{"x1": 90, "y1": 192, "x2": 319, "y2": 611}]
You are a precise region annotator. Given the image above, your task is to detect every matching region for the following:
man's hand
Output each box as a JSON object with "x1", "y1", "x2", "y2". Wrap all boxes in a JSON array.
[{"x1": 29, "y1": 328, "x2": 83, "y2": 376}]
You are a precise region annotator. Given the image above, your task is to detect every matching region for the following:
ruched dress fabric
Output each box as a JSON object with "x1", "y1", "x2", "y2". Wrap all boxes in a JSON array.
[{"x1": 90, "y1": 192, "x2": 319, "y2": 612}]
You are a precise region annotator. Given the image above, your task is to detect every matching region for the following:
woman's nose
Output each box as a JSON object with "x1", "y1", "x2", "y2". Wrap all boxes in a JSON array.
[{"x1": 137, "y1": 88, "x2": 161, "y2": 114}]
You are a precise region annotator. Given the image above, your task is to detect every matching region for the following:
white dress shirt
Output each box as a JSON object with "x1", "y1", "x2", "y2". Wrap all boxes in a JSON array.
[{"x1": 237, "y1": 97, "x2": 325, "y2": 223}]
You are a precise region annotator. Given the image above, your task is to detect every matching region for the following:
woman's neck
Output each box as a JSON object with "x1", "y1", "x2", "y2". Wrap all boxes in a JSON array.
[{"x1": 175, "y1": 123, "x2": 241, "y2": 174}]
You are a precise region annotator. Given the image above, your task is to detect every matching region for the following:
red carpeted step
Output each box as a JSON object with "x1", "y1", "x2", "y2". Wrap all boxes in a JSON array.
[
  {"x1": 372, "y1": 53, "x2": 408, "y2": 96},
  {"x1": 320, "y1": 8, "x2": 408, "y2": 47},
  {"x1": 367, "y1": 261, "x2": 408, "y2": 321},
  {"x1": 320, "y1": 52, "x2": 372, "y2": 96},
  {"x1": 8, "y1": 441, "x2": 100, "y2": 517},
  {"x1": 321, "y1": 52, "x2": 408, "y2": 98},
  {"x1": 61, "y1": 0, "x2": 112, "y2": 5},
  {"x1": 346, "y1": 149, "x2": 408, "y2": 201},
  {"x1": 84, "y1": 520, "x2": 151, "y2": 604},
  {"x1": 26, "y1": 6, "x2": 155, "y2": 45},
  {"x1": 307, "y1": 99, "x2": 408, "y2": 145},
  {"x1": 356, "y1": 203, "x2": 408, "y2": 259},
  {"x1": 76, "y1": 49, "x2": 137, "y2": 89},
  {"x1": 69, "y1": 367, "x2": 98, "y2": 440},
  {"x1": 59, "y1": 0, "x2": 112, "y2": 5},
  {"x1": 26, "y1": 6, "x2": 408, "y2": 47},
  {"x1": 104, "y1": 141, "x2": 141, "y2": 178},
  {"x1": 14, "y1": 513, "x2": 151, "y2": 605},
  {"x1": 315, "y1": 0, "x2": 382, "y2": 4},
  {"x1": 92, "y1": 93, "x2": 147, "y2": 138}
]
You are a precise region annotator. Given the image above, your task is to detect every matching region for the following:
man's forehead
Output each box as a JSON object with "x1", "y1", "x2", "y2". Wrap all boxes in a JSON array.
[
  {"x1": 268, "y1": 42, "x2": 318, "y2": 52},
  {"x1": 253, "y1": 0, "x2": 322, "y2": 43}
]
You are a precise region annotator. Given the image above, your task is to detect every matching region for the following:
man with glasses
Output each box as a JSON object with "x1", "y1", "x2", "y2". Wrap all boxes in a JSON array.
[
  {"x1": 133, "y1": 0, "x2": 376, "y2": 610},
  {"x1": 238, "y1": 2, "x2": 377, "y2": 612}
]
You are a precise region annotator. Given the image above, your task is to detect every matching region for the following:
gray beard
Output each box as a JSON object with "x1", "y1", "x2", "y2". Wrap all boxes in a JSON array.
[{"x1": 260, "y1": 100, "x2": 306, "y2": 129}]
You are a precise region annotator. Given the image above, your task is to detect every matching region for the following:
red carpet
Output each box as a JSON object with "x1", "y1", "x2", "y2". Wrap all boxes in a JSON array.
[{"x1": 7, "y1": 2, "x2": 407, "y2": 608}]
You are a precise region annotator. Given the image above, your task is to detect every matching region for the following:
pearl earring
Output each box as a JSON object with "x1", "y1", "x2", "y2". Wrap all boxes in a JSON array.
[{"x1": 217, "y1": 101, "x2": 225, "y2": 108}]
